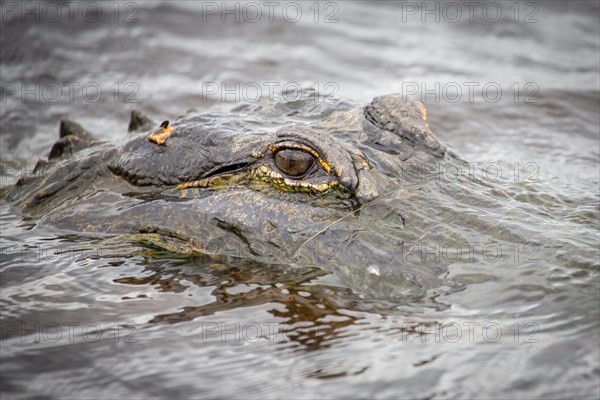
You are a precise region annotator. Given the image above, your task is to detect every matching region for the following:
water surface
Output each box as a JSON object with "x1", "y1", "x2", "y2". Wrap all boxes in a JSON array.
[{"x1": 1, "y1": 1, "x2": 599, "y2": 398}]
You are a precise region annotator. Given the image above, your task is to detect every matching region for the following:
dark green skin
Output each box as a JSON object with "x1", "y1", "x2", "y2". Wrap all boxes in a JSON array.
[{"x1": 2, "y1": 94, "x2": 540, "y2": 299}]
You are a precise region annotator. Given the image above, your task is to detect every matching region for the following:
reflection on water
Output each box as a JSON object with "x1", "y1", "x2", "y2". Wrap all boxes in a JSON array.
[
  {"x1": 115, "y1": 254, "x2": 359, "y2": 351},
  {"x1": 1, "y1": 1, "x2": 599, "y2": 398}
]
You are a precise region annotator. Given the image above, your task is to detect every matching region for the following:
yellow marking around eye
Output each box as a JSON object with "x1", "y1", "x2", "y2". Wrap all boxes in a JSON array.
[
  {"x1": 282, "y1": 178, "x2": 338, "y2": 192},
  {"x1": 175, "y1": 164, "x2": 339, "y2": 193},
  {"x1": 269, "y1": 143, "x2": 332, "y2": 174},
  {"x1": 177, "y1": 180, "x2": 206, "y2": 190},
  {"x1": 148, "y1": 126, "x2": 175, "y2": 145}
]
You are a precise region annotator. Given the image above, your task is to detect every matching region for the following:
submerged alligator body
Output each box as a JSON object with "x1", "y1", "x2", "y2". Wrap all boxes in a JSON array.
[{"x1": 2, "y1": 94, "x2": 564, "y2": 299}]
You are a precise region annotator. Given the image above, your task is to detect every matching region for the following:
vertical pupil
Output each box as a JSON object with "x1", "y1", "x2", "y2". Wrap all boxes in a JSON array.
[{"x1": 274, "y1": 149, "x2": 315, "y2": 177}]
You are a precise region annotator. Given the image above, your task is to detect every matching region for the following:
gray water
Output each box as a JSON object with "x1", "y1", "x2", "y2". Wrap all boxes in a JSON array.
[{"x1": 1, "y1": 1, "x2": 599, "y2": 399}]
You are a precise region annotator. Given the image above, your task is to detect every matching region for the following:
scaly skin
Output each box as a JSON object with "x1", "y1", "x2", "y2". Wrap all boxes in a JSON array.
[{"x1": 2, "y1": 94, "x2": 548, "y2": 299}]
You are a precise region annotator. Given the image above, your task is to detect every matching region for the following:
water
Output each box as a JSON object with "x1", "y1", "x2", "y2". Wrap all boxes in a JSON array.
[{"x1": 1, "y1": 1, "x2": 599, "y2": 398}]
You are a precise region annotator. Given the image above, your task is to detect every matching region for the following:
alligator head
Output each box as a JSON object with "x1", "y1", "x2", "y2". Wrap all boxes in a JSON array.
[{"x1": 4, "y1": 93, "x2": 522, "y2": 299}]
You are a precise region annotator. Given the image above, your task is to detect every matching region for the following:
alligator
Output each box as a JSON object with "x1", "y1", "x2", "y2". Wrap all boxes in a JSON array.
[{"x1": 2, "y1": 93, "x2": 575, "y2": 300}]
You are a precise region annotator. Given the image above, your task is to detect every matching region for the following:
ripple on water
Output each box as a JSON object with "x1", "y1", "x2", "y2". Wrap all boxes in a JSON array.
[{"x1": 1, "y1": 1, "x2": 599, "y2": 399}]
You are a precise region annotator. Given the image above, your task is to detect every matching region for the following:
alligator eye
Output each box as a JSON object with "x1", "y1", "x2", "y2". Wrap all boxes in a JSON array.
[{"x1": 274, "y1": 149, "x2": 315, "y2": 177}]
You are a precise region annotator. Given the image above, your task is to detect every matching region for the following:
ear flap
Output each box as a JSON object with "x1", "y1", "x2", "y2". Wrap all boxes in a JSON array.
[{"x1": 364, "y1": 95, "x2": 444, "y2": 156}]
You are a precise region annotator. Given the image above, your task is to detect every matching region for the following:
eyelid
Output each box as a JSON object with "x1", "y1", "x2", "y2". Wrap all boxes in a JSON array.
[{"x1": 268, "y1": 142, "x2": 332, "y2": 174}]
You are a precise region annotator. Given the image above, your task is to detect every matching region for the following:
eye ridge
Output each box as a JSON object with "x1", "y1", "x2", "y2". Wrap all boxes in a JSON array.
[{"x1": 274, "y1": 148, "x2": 316, "y2": 178}]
